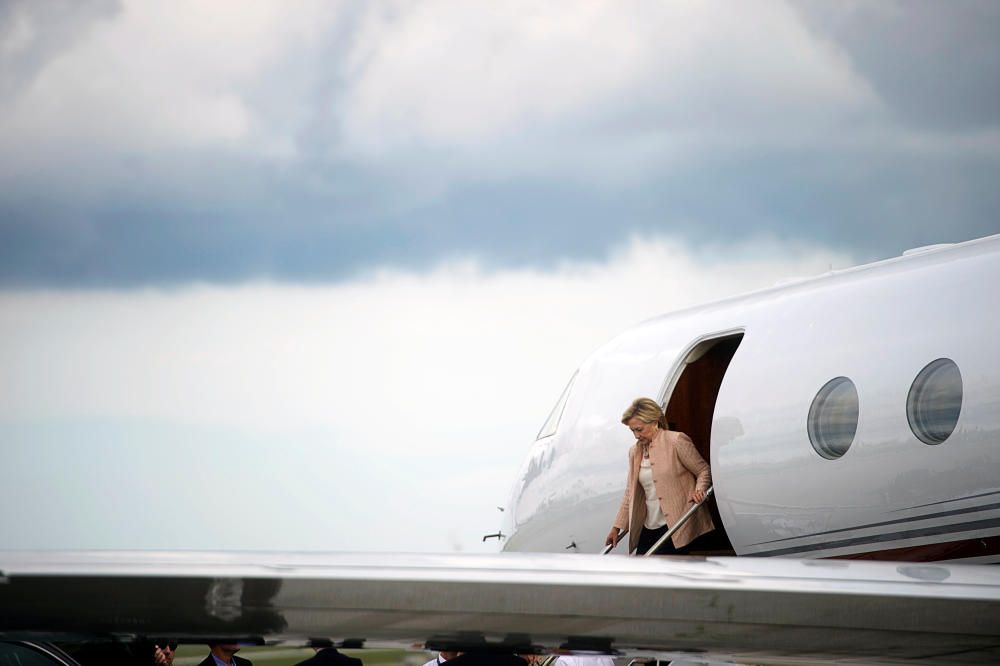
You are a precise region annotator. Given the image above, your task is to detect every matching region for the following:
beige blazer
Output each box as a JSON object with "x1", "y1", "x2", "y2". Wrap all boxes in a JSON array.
[{"x1": 613, "y1": 429, "x2": 714, "y2": 552}]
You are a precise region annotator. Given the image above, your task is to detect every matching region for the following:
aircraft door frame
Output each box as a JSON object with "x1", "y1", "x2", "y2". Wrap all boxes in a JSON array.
[
  {"x1": 655, "y1": 327, "x2": 745, "y2": 555},
  {"x1": 656, "y1": 328, "x2": 746, "y2": 418}
]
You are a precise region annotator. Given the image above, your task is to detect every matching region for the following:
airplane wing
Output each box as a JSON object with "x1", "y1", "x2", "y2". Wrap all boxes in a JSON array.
[{"x1": 1, "y1": 550, "x2": 999, "y2": 665}]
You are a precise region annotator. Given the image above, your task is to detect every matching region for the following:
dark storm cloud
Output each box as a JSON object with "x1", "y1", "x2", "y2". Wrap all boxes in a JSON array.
[
  {"x1": 792, "y1": 1, "x2": 1000, "y2": 131},
  {"x1": 0, "y1": 1, "x2": 998, "y2": 287},
  {"x1": 0, "y1": 0, "x2": 120, "y2": 98},
  {"x1": 4, "y1": 142, "x2": 995, "y2": 288},
  {"x1": 350, "y1": 146, "x2": 1000, "y2": 266},
  {"x1": 0, "y1": 157, "x2": 399, "y2": 285}
]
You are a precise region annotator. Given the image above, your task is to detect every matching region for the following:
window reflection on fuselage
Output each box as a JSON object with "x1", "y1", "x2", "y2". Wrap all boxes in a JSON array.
[{"x1": 536, "y1": 371, "x2": 577, "y2": 440}]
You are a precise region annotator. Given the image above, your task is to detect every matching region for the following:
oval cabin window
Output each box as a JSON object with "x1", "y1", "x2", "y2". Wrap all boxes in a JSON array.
[
  {"x1": 907, "y1": 358, "x2": 963, "y2": 445},
  {"x1": 808, "y1": 376, "x2": 859, "y2": 460}
]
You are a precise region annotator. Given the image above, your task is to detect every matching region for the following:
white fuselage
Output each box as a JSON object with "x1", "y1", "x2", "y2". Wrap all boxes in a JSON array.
[{"x1": 503, "y1": 236, "x2": 1000, "y2": 561}]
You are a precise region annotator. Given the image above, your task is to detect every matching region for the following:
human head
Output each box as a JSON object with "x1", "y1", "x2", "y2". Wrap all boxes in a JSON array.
[
  {"x1": 153, "y1": 641, "x2": 177, "y2": 666},
  {"x1": 308, "y1": 638, "x2": 333, "y2": 652},
  {"x1": 209, "y1": 644, "x2": 241, "y2": 663},
  {"x1": 621, "y1": 397, "x2": 668, "y2": 429}
]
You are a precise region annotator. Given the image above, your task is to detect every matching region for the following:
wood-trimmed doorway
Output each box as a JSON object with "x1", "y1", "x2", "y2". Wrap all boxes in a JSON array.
[{"x1": 661, "y1": 332, "x2": 743, "y2": 555}]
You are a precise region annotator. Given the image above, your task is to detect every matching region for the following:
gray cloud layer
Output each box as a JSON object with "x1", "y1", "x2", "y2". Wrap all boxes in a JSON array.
[{"x1": 1, "y1": 0, "x2": 998, "y2": 286}]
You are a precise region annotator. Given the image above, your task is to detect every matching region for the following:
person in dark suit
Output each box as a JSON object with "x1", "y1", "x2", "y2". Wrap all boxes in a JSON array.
[
  {"x1": 294, "y1": 645, "x2": 363, "y2": 666},
  {"x1": 198, "y1": 644, "x2": 253, "y2": 666}
]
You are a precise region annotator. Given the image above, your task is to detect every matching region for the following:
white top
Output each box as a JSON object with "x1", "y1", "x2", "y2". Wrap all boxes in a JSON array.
[
  {"x1": 421, "y1": 656, "x2": 445, "y2": 666},
  {"x1": 555, "y1": 657, "x2": 617, "y2": 666},
  {"x1": 638, "y1": 457, "x2": 667, "y2": 529}
]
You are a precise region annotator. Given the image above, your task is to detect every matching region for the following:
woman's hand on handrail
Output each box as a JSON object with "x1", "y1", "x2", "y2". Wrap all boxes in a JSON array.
[
  {"x1": 689, "y1": 488, "x2": 707, "y2": 504},
  {"x1": 605, "y1": 527, "x2": 621, "y2": 548}
]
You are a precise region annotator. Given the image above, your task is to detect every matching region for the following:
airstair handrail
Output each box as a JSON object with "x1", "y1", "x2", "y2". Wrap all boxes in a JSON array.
[
  {"x1": 599, "y1": 528, "x2": 628, "y2": 555},
  {"x1": 642, "y1": 485, "x2": 714, "y2": 557},
  {"x1": 600, "y1": 485, "x2": 715, "y2": 556}
]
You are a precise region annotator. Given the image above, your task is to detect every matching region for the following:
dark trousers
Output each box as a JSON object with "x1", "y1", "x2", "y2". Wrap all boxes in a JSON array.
[{"x1": 636, "y1": 524, "x2": 682, "y2": 555}]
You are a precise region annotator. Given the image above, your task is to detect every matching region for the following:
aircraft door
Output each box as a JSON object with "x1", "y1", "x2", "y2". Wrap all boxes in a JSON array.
[{"x1": 659, "y1": 332, "x2": 744, "y2": 554}]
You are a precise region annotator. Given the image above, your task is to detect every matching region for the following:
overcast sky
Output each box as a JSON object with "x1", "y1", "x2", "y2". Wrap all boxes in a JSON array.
[{"x1": 1, "y1": 1, "x2": 998, "y2": 553}]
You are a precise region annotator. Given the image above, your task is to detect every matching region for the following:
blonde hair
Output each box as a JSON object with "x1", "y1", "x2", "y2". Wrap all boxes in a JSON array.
[{"x1": 621, "y1": 397, "x2": 669, "y2": 429}]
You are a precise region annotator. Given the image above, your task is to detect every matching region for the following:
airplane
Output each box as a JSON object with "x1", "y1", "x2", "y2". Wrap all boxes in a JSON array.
[
  {"x1": 502, "y1": 234, "x2": 1000, "y2": 562},
  {"x1": 2, "y1": 235, "x2": 999, "y2": 665}
]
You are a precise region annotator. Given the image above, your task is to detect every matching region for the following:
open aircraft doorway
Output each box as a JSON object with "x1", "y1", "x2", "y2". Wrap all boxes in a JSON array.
[{"x1": 659, "y1": 331, "x2": 744, "y2": 556}]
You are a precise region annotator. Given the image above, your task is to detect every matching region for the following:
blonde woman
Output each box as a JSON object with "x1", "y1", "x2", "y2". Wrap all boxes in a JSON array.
[{"x1": 605, "y1": 397, "x2": 714, "y2": 555}]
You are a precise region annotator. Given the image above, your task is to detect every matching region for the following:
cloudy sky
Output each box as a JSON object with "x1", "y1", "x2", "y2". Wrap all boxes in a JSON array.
[{"x1": 1, "y1": 1, "x2": 998, "y2": 553}]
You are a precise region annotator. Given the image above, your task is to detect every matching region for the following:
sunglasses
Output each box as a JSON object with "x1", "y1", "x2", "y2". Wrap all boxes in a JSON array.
[{"x1": 156, "y1": 643, "x2": 179, "y2": 651}]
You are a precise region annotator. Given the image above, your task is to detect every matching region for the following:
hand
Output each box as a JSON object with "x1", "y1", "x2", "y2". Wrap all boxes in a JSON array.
[
  {"x1": 689, "y1": 489, "x2": 706, "y2": 504},
  {"x1": 153, "y1": 645, "x2": 175, "y2": 666},
  {"x1": 605, "y1": 528, "x2": 620, "y2": 547}
]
